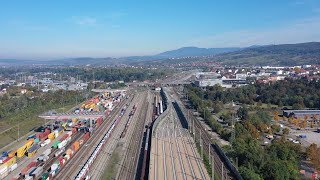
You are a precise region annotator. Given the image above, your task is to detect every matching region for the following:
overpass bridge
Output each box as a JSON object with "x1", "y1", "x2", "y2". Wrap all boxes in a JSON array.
[{"x1": 39, "y1": 112, "x2": 106, "y2": 120}]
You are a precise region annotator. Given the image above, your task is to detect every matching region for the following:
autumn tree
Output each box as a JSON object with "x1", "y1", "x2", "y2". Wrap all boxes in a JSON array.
[
  {"x1": 283, "y1": 128, "x2": 290, "y2": 135},
  {"x1": 300, "y1": 120, "x2": 308, "y2": 129},
  {"x1": 306, "y1": 143, "x2": 320, "y2": 168},
  {"x1": 273, "y1": 111, "x2": 279, "y2": 121}
]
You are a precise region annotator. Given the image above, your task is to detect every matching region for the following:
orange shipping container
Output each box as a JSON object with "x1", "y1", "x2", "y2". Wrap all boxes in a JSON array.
[
  {"x1": 8, "y1": 150, "x2": 17, "y2": 157},
  {"x1": 73, "y1": 141, "x2": 80, "y2": 151}
]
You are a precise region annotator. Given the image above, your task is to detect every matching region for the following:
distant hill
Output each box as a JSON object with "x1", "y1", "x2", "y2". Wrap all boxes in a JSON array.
[
  {"x1": 1, "y1": 42, "x2": 319, "y2": 66},
  {"x1": 156, "y1": 47, "x2": 242, "y2": 58},
  {"x1": 213, "y1": 42, "x2": 320, "y2": 66}
]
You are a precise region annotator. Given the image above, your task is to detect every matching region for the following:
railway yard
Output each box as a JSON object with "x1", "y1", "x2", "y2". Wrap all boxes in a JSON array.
[
  {"x1": 149, "y1": 104, "x2": 210, "y2": 180},
  {"x1": 0, "y1": 86, "x2": 241, "y2": 180}
]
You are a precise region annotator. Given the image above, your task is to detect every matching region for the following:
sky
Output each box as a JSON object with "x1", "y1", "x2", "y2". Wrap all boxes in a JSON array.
[{"x1": 1, "y1": 0, "x2": 320, "y2": 59}]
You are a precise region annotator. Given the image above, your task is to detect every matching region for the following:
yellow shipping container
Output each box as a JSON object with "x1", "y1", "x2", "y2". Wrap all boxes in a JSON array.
[
  {"x1": 25, "y1": 139, "x2": 34, "y2": 149},
  {"x1": 72, "y1": 118, "x2": 78, "y2": 123},
  {"x1": 48, "y1": 132, "x2": 55, "y2": 140},
  {"x1": 17, "y1": 149, "x2": 26, "y2": 158},
  {"x1": 4, "y1": 157, "x2": 16, "y2": 167},
  {"x1": 8, "y1": 150, "x2": 17, "y2": 158},
  {"x1": 17, "y1": 145, "x2": 26, "y2": 154},
  {"x1": 27, "y1": 150, "x2": 37, "y2": 157}
]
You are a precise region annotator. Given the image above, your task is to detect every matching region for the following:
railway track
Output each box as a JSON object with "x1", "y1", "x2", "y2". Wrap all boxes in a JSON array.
[
  {"x1": 117, "y1": 91, "x2": 151, "y2": 180},
  {"x1": 150, "y1": 100, "x2": 210, "y2": 180},
  {"x1": 171, "y1": 88, "x2": 235, "y2": 180},
  {"x1": 86, "y1": 95, "x2": 137, "y2": 179},
  {"x1": 54, "y1": 96, "x2": 129, "y2": 179}
]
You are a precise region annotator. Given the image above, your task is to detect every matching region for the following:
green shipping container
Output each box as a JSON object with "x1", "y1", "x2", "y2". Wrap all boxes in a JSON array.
[
  {"x1": 52, "y1": 140, "x2": 61, "y2": 149},
  {"x1": 41, "y1": 172, "x2": 49, "y2": 180}
]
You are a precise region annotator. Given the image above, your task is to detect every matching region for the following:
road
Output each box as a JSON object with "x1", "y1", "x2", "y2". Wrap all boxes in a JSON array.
[{"x1": 149, "y1": 104, "x2": 210, "y2": 180}]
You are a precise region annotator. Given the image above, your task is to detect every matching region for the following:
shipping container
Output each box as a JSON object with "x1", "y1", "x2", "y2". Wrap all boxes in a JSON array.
[
  {"x1": 24, "y1": 175, "x2": 33, "y2": 180},
  {"x1": 58, "y1": 140, "x2": 67, "y2": 149},
  {"x1": 52, "y1": 140, "x2": 61, "y2": 149},
  {"x1": 8, "y1": 150, "x2": 17, "y2": 158},
  {"x1": 3, "y1": 157, "x2": 16, "y2": 167},
  {"x1": 21, "y1": 161, "x2": 37, "y2": 176},
  {"x1": 38, "y1": 155, "x2": 49, "y2": 162},
  {"x1": 40, "y1": 139, "x2": 51, "y2": 147},
  {"x1": 84, "y1": 132, "x2": 90, "y2": 140},
  {"x1": 73, "y1": 141, "x2": 80, "y2": 151},
  {"x1": 41, "y1": 172, "x2": 49, "y2": 180},
  {"x1": 51, "y1": 162, "x2": 59, "y2": 172},
  {"x1": 25, "y1": 139, "x2": 34, "y2": 149},
  {"x1": 9, "y1": 163, "x2": 18, "y2": 172},
  {"x1": 48, "y1": 132, "x2": 55, "y2": 140},
  {"x1": 27, "y1": 145, "x2": 38, "y2": 157},
  {"x1": 27, "y1": 134, "x2": 37, "y2": 140},
  {"x1": 59, "y1": 134, "x2": 69, "y2": 142},
  {"x1": 31, "y1": 166, "x2": 43, "y2": 178},
  {"x1": 28, "y1": 167, "x2": 37, "y2": 176}
]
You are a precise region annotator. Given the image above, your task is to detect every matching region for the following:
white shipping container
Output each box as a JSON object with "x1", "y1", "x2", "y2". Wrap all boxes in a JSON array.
[
  {"x1": 25, "y1": 175, "x2": 34, "y2": 180},
  {"x1": 64, "y1": 154, "x2": 70, "y2": 161},
  {"x1": 58, "y1": 140, "x2": 67, "y2": 149},
  {"x1": 41, "y1": 139, "x2": 51, "y2": 147},
  {"x1": 51, "y1": 164, "x2": 58, "y2": 171},
  {"x1": 9, "y1": 163, "x2": 17, "y2": 172}
]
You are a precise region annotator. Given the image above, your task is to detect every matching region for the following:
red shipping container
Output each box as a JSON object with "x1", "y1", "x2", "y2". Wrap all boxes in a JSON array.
[
  {"x1": 37, "y1": 132, "x2": 43, "y2": 138},
  {"x1": 72, "y1": 128, "x2": 77, "y2": 134},
  {"x1": 60, "y1": 134, "x2": 69, "y2": 142},
  {"x1": 21, "y1": 161, "x2": 37, "y2": 175},
  {"x1": 2, "y1": 156, "x2": 12, "y2": 164},
  {"x1": 58, "y1": 157, "x2": 64, "y2": 166},
  {"x1": 84, "y1": 133, "x2": 90, "y2": 140},
  {"x1": 45, "y1": 129, "x2": 51, "y2": 134}
]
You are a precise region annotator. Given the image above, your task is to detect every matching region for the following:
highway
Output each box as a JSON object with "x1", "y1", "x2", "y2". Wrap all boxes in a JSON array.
[{"x1": 149, "y1": 104, "x2": 210, "y2": 180}]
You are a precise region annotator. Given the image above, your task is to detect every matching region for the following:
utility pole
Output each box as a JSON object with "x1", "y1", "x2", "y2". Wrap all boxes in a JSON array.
[
  {"x1": 209, "y1": 144, "x2": 211, "y2": 164},
  {"x1": 221, "y1": 162, "x2": 224, "y2": 180},
  {"x1": 17, "y1": 122, "x2": 20, "y2": 142},
  {"x1": 212, "y1": 154, "x2": 215, "y2": 180},
  {"x1": 200, "y1": 130, "x2": 203, "y2": 160}
]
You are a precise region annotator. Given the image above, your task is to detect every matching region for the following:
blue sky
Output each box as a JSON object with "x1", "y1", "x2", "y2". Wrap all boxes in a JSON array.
[{"x1": 1, "y1": 0, "x2": 320, "y2": 59}]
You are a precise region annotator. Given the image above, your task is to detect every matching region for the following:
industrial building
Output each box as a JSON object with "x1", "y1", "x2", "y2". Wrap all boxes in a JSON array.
[{"x1": 283, "y1": 110, "x2": 320, "y2": 120}]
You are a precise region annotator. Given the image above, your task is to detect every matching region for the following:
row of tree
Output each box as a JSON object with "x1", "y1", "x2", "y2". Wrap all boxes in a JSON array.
[{"x1": 188, "y1": 77, "x2": 320, "y2": 109}]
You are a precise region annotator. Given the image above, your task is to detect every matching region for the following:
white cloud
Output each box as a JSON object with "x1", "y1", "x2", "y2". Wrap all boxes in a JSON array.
[
  {"x1": 72, "y1": 16, "x2": 97, "y2": 26},
  {"x1": 188, "y1": 16, "x2": 320, "y2": 48}
]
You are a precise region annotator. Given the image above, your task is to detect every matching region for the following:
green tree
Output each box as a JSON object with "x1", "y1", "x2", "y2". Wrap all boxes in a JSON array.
[{"x1": 237, "y1": 106, "x2": 249, "y2": 121}]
